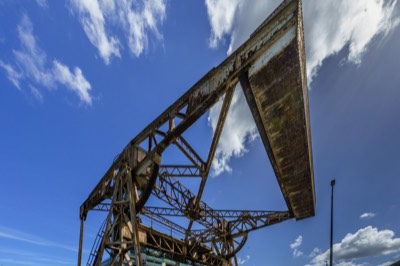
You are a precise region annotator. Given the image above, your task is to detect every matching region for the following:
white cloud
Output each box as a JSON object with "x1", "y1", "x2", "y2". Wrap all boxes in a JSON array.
[
  {"x1": 0, "y1": 14, "x2": 92, "y2": 105},
  {"x1": 205, "y1": 0, "x2": 240, "y2": 48},
  {"x1": 121, "y1": 0, "x2": 166, "y2": 56},
  {"x1": 237, "y1": 254, "x2": 250, "y2": 265},
  {"x1": 291, "y1": 235, "x2": 303, "y2": 249},
  {"x1": 53, "y1": 60, "x2": 92, "y2": 105},
  {"x1": 208, "y1": 85, "x2": 258, "y2": 176},
  {"x1": 14, "y1": 14, "x2": 54, "y2": 88},
  {"x1": 204, "y1": 0, "x2": 400, "y2": 175},
  {"x1": 303, "y1": 0, "x2": 400, "y2": 83},
  {"x1": 307, "y1": 226, "x2": 400, "y2": 266},
  {"x1": 294, "y1": 249, "x2": 304, "y2": 257},
  {"x1": 210, "y1": 0, "x2": 282, "y2": 53},
  {"x1": 290, "y1": 235, "x2": 304, "y2": 257},
  {"x1": 360, "y1": 212, "x2": 376, "y2": 220},
  {"x1": 69, "y1": 0, "x2": 120, "y2": 64},
  {"x1": 0, "y1": 60, "x2": 22, "y2": 89},
  {"x1": 69, "y1": 0, "x2": 166, "y2": 63},
  {"x1": 309, "y1": 247, "x2": 321, "y2": 258}
]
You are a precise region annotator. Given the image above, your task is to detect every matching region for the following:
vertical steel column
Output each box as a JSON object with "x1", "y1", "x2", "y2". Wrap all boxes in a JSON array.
[
  {"x1": 78, "y1": 219, "x2": 84, "y2": 266},
  {"x1": 330, "y1": 179, "x2": 336, "y2": 266},
  {"x1": 95, "y1": 175, "x2": 121, "y2": 266},
  {"x1": 127, "y1": 169, "x2": 143, "y2": 266}
]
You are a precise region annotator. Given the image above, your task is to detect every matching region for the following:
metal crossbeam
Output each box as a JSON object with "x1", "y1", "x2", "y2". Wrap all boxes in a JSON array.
[
  {"x1": 174, "y1": 136, "x2": 205, "y2": 170},
  {"x1": 191, "y1": 211, "x2": 292, "y2": 241},
  {"x1": 143, "y1": 207, "x2": 285, "y2": 219},
  {"x1": 93, "y1": 204, "x2": 292, "y2": 240},
  {"x1": 159, "y1": 165, "x2": 202, "y2": 177}
]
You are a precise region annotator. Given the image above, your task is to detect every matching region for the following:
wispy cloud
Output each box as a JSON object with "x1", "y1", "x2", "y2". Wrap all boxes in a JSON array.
[
  {"x1": 53, "y1": 59, "x2": 92, "y2": 105},
  {"x1": 14, "y1": 14, "x2": 53, "y2": 87},
  {"x1": 309, "y1": 247, "x2": 321, "y2": 258},
  {"x1": 0, "y1": 257, "x2": 72, "y2": 266},
  {"x1": 205, "y1": 0, "x2": 240, "y2": 48},
  {"x1": 69, "y1": 0, "x2": 120, "y2": 65},
  {"x1": 237, "y1": 254, "x2": 250, "y2": 265},
  {"x1": 360, "y1": 212, "x2": 376, "y2": 220},
  {"x1": 35, "y1": 0, "x2": 48, "y2": 8},
  {"x1": 290, "y1": 235, "x2": 304, "y2": 257},
  {"x1": 69, "y1": 0, "x2": 166, "y2": 64},
  {"x1": 0, "y1": 259, "x2": 50, "y2": 266},
  {"x1": 0, "y1": 225, "x2": 77, "y2": 252},
  {"x1": 204, "y1": 0, "x2": 400, "y2": 176},
  {"x1": 0, "y1": 14, "x2": 92, "y2": 105},
  {"x1": 306, "y1": 226, "x2": 400, "y2": 266},
  {"x1": 29, "y1": 85, "x2": 43, "y2": 102},
  {"x1": 0, "y1": 60, "x2": 22, "y2": 89}
]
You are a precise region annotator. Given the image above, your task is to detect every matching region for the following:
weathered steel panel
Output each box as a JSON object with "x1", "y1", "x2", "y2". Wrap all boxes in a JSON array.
[{"x1": 244, "y1": 0, "x2": 314, "y2": 220}]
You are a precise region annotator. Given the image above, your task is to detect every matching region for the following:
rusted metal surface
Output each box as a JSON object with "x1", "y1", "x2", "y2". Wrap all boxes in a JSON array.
[
  {"x1": 241, "y1": 0, "x2": 314, "y2": 220},
  {"x1": 78, "y1": 0, "x2": 315, "y2": 265}
]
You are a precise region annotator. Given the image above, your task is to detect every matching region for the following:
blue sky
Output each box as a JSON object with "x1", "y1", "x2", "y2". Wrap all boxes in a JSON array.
[{"x1": 0, "y1": 0, "x2": 400, "y2": 265}]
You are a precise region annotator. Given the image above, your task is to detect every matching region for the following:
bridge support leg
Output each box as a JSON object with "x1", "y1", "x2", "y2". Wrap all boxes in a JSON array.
[
  {"x1": 78, "y1": 219, "x2": 84, "y2": 266},
  {"x1": 127, "y1": 170, "x2": 143, "y2": 266}
]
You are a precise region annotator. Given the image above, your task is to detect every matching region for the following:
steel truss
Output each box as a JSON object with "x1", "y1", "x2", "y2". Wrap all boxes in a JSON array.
[{"x1": 77, "y1": 0, "x2": 311, "y2": 265}]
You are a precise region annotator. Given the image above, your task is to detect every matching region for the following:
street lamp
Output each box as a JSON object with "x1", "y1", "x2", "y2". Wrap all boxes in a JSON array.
[{"x1": 330, "y1": 179, "x2": 336, "y2": 266}]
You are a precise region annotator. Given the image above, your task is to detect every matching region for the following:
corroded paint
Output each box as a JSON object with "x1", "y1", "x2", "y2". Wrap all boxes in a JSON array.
[
  {"x1": 245, "y1": 0, "x2": 314, "y2": 220},
  {"x1": 249, "y1": 27, "x2": 296, "y2": 77}
]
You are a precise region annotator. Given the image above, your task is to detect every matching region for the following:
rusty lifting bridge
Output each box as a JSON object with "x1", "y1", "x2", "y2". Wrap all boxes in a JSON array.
[{"x1": 77, "y1": 0, "x2": 315, "y2": 265}]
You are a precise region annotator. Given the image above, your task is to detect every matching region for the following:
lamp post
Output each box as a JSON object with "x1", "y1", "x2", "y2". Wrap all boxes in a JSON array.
[{"x1": 330, "y1": 179, "x2": 336, "y2": 266}]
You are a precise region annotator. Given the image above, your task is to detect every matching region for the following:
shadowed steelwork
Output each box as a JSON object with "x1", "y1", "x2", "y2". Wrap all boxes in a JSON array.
[{"x1": 78, "y1": 0, "x2": 314, "y2": 265}]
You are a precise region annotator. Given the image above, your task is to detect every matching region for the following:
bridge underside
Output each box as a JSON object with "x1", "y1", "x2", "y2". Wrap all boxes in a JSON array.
[{"x1": 242, "y1": 22, "x2": 314, "y2": 220}]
